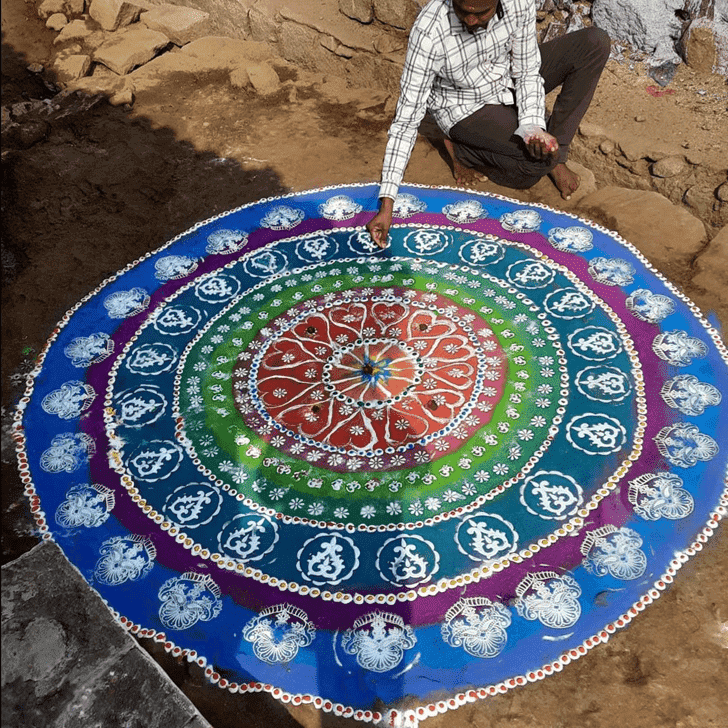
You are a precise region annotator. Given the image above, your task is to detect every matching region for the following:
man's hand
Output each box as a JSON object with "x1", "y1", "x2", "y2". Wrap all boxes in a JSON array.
[
  {"x1": 366, "y1": 197, "x2": 394, "y2": 249},
  {"x1": 524, "y1": 130, "x2": 559, "y2": 161}
]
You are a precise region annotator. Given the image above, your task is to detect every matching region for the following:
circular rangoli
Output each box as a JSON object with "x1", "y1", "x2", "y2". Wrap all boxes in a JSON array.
[{"x1": 14, "y1": 184, "x2": 727, "y2": 725}]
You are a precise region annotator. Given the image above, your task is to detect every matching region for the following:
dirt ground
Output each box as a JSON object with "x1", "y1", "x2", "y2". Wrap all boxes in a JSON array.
[{"x1": 2, "y1": 1, "x2": 728, "y2": 726}]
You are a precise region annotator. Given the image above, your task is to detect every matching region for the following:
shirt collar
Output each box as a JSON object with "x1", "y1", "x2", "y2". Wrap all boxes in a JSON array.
[{"x1": 447, "y1": 0, "x2": 503, "y2": 35}]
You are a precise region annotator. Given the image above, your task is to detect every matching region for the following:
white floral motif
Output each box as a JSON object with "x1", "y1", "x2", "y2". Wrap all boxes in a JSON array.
[
  {"x1": 660, "y1": 374, "x2": 722, "y2": 416},
  {"x1": 318, "y1": 195, "x2": 362, "y2": 220},
  {"x1": 628, "y1": 472, "x2": 694, "y2": 520},
  {"x1": 652, "y1": 330, "x2": 709, "y2": 367},
  {"x1": 588, "y1": 257, "x2": 635, "y2": 286},
  {"x1": 442, "y1": 199, "x2": 488, "y2": 223},
  {"x1": 158, "y1": 573, "x2": 222, "y2": 630},
  {"x1": 392, "y1": 193, "x2": 427, "y2": 217},
  {"x1": 64, "y1": 333, "x2": 114, "y2": 367},
  {"x1": 654, "y1": 422, "x2": 719, "y2": 467},
  {"x1": 41, "y1": 381, "x2": 95, "y2": 419},
  {"x1": 581, "y1": 526, "x2": 647, "y2": 580},
  {"x1": 260, "y1": 206, "x2": 305, "y2": 230},
  {"x1": 341, "y1": 612, "x2": 417, "y2": 672},
  {"x1": 442, "y1": 598, "x2": 512, "y2": 658},
  {"x1": 104, "y1": 288, "x2": 149, "y2": 319},
  {"x1": 625, "y1": 288, "x2": 676, "y2": 323},
  {"x1": 515, "y1": 572, "x2": 582, "y2": 629},
  {"x1": 243, "y1": 604, "x2": 316, "y2": 664},
  {"x1": 94, "y1": 535, "x2": 155, "y2": 585},
  {"x1": 547, "y1": 226, "x2": 593, "y2": 252},
  {"x1": 55, "y1": 483, "x2": 115, "y2": 528},
  {"x1": 154, "y1": 255, "x2": 198, "y2": 281},
  {"x1": 206, "y1": 229, "x2": 249, "y2": 254},
  {"x1": 499, "y1": 209, "x2": 541, "y2": 233},
  {"x1": 40, "y1": 433, "x2": 95, "y2": 473}
]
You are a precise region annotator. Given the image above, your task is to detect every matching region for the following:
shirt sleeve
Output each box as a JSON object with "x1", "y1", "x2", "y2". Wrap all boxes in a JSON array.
[
  {"x1": 379, "y1": 29, "x2": 439, "y2": 201},
  {"x1": 509, "y1": 0, "x2": 545, "y2": 131}
]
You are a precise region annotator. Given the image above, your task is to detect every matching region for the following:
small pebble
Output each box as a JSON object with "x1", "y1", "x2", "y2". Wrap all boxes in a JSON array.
[
  {"x1": 599, "y1": 139, "x2": 615, "y2": 154},
  {"x1": 635, "y1": 115, "x2": 646, "y2": 122},
  {"x1": 27, "y1": 63, "x2": 44, "y2": 73}
]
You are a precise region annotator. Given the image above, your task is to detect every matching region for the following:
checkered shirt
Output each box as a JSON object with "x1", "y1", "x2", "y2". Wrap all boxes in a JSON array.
[{"x1": 379, "y1": 0, "x2": 546, "y2": 200}]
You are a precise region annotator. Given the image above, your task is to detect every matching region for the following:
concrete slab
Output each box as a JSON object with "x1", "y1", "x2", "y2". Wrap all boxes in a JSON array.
[{"x1": 1, "y1": 541, "x2": 212, "y2": 728}]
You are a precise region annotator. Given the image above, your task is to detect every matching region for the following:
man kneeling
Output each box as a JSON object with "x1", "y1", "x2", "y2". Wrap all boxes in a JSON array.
[{"x1": 367, "y1": 0, "x2": 610, "y2": 248}]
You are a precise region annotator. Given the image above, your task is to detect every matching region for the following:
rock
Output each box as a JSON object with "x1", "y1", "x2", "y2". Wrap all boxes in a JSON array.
[
  {"x1": 67, "y1": 0, "x2": 86, "y2": 14},
  {"x1": 278, "y1": 21, "x2": 318, "y2": 68},
  {"x1": 373, "y1": 0, "x2": 423, "y2": 29},
  {"x1": 542, "y1": 20, "x2": 567, "y2": 43},
  {"x1": 52, "y1": 53, "x2": 91, "y2": 83},
  {"x1": 248, "y1": 0, "x2": 278, "y2": 43},
  {"x1": 88, "y1": 0, "x2": 150, "y2": 32},
  {"x1": 579, "y1": 186, "x2": 708, "y2": 276},
  {"x1": 717, "y1": 182, "x2": 728, "y2": 202},
  {"x1": 691, "y1": 225, "x2": 728, "y2": 313},
  {"x1": 591, "y1": 0, "x2": 683, "y2": 64},
  {"x1": 46, "y1": 12, "x2": 68, "y2": 30},
  {"x1": 94, "y1": 25, "x2": 170, "y2": 75},
  {"x1": 181, "y1": 36, "x2": 273, "y2": 66},
  {"x1": 679, "y1": 18, "x2": 728, "y2": 76},
  {"x1": 109, "y1": 86, "x2": 134, "y2": 105},
  {"x1": 140, "y1": 4, "x2": 210, "y2": 46},
  {"x1": 229, "y1": 65, "x2": 250, "y2": 89},
  {"x1": 339, "y1": 0, "x2": 374, "y2": 23},
  {"x1": 652, "y1": 156, "x2": 687, "y2": 177},
  {"x1": 27, "y1": 62, "x2": 45, "y2": 73},
  {"x1": 245, "y1": 61, "x2": 281, "y2": 95},
  {"x1": 616, "y1": 136, "x2": 645, "y2": 162},
  {"x1": 578, "y1": 121, "x2": 605, "y2": 138},
  {"x1": 600, "y1": 139, "x2": 615, "y2": 154},
  {"x1": 685, "y1": 150, "x2": 704, "y2": 166},
  {"x1": 68, "y1": 64, "x2": 127, "y2": 95},
  {"x1": 53, "y1": 18, "x2": 94, "y2": 44},
  {"x1": 373, "y1": 33, "x2": 405, "y2": 54},
  {"x1": 37, "y1": 0, "x2": 65, "y2": 19}
]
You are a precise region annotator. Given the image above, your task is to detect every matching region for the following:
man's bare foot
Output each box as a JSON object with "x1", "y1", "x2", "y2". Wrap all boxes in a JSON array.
[
  {"x1": 549, "y1": 163, "x2": 580, "y2": 200},
  {"x1": 443, "y1": 138, "x2": 487, "y2": 188},
  {"x1": 453, "y1": 159, "x2": 488, "y2": 188}
]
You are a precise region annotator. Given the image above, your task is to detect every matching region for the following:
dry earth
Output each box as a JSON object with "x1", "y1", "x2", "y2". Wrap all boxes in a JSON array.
[{"x1": 2, "y1": 0, "x2": 728, "y2": 726}]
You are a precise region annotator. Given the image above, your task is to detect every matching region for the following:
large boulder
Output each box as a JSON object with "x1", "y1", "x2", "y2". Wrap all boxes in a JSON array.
[
  {"x1": 679, "y1": 17, "x2": 728, "y2": 76},
  {"x1": 578, "y1": 186, "x2": 708, "y2": 281},
  {"x1": 592, "y1": 0, "x2": 684, "y2": 63},
  {"x1": 691, "y1": 224, "x2": 728, "y2": 322}
]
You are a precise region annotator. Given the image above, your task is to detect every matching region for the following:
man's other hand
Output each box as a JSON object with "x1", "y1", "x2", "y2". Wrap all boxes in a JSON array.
[
  {"x1": 524, "y1": 130, "x2": 559, "y2": 161},
  {"x1": 366, "y1": 198, "x2": 394, "y2": 249}
]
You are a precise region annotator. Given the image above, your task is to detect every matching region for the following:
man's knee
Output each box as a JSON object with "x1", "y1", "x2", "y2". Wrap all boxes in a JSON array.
[{"x1": 586, "y1": 26, "x2": 611, "y2": 62}]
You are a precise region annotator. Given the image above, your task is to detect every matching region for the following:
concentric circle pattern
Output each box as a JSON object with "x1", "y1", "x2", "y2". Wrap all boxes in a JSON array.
[{"x1": 16, "y1": 185, "x2": 727, "y2": 721}]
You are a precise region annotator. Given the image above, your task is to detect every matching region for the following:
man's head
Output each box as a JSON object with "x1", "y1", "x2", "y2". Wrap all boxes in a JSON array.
[{"x1": 452, "y1": 0, "x2": 501, "y2": 33}]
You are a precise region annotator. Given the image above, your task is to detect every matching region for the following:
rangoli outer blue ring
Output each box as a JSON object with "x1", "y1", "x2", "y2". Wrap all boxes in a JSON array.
[{"x1": 14, "y1": 184, "x2": 727, "y2": 725}]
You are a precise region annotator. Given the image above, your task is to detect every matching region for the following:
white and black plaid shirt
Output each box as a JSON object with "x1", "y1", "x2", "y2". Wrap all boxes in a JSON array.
[{"x1": 379, "y1": 0, "x2": 545, "y2": 200}]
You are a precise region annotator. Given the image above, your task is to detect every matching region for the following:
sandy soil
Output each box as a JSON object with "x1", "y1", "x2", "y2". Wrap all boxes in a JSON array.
[{"x1": 2, "y1": 1, "x2": 727, "y2": 726}]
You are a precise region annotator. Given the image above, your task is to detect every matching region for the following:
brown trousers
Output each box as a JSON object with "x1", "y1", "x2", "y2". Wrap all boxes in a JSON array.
[{"x1": 449, "y1": 26, "x2": 610, "y2": 188}]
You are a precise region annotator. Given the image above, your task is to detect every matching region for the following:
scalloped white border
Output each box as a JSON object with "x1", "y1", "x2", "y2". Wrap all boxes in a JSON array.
[{"x1": 13, "y1": 182, "x2": 728, "y2": 726}]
